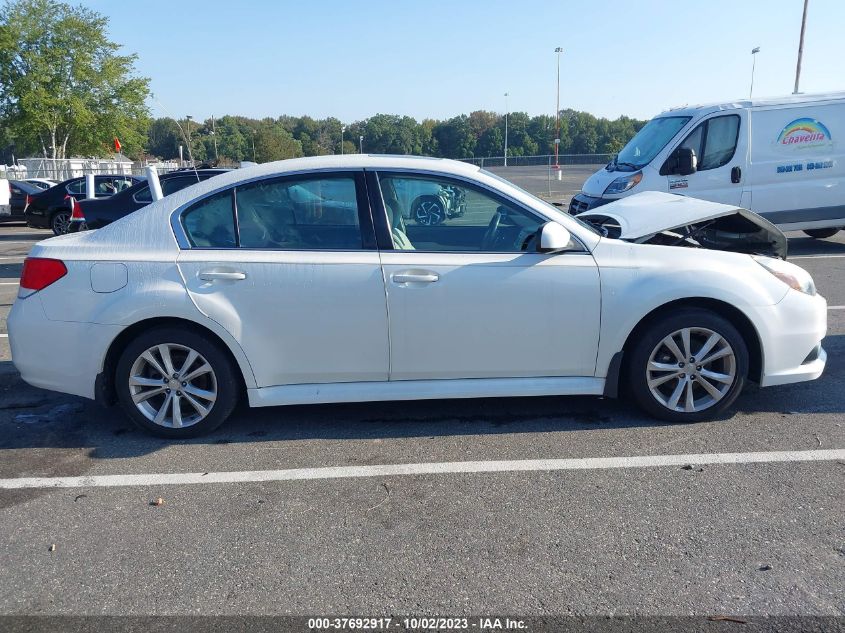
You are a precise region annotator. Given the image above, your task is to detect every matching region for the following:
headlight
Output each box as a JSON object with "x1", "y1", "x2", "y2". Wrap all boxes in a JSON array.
[
  {"x1": 603, "y1": 171, "x2": 642, "y2": 195},
  {"x1": 753, "y1": 255, "x2": 816, "y2": 295}
]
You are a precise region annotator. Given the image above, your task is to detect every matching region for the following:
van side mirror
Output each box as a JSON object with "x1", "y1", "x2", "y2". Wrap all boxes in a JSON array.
[
  {"x1": 661, "y1": 147, "x2": 698, "y2": 177},
  {"x1": 675, "y1": 147, "x2": 697, "y2": 176},
  {"x1": 536, "y1": 222, "x2": 571, "y2": 253}
]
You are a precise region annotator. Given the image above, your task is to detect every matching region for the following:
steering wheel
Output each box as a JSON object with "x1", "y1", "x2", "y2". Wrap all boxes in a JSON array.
[{"x1": 481, "y1": 209, "x2": 503, "y2": 251}]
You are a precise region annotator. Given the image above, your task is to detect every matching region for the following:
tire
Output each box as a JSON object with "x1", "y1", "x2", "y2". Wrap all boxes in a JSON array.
[
  {"x1": 51, "y1": 210, "x2": 71, "y2": 235},
  {"x1": 411, "y1": 195, "x2": 446, "y2": 225},
  {"x1": 803, "y1": 228, "x2": 839, "y2": 239},
  {"x1": 626, "y1": 309, "x2": 748, "y2": 423},
  {"x1": 115, "y1": 326, "x2": 240, "y2": 438}
]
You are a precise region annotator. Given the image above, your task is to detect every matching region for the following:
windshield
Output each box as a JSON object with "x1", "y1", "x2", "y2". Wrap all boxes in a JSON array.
[{"x1": 613, "y1": 116, "x2": 691, "y2": 170}]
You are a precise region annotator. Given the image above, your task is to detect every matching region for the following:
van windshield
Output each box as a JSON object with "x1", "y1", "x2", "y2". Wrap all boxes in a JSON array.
[{"x1": 613, "y1": 116, "x2": 691, "y2": 170}]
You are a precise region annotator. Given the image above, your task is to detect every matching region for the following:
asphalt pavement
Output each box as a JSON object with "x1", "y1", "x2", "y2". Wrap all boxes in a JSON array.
[{"x1": 0, "y1": 178, "x2": 843, "y2": 625}]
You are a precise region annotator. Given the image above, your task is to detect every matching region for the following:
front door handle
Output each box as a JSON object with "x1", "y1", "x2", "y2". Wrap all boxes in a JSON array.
[
  {"x1": 731, "y1": 166, "x2": 742, "y2": 184},
  {"x1": 392, "y1": 272, "x2": 439, "y2": 284},
  {"x1": 199, "y1": 270, "x2": 247, "y2": 281}
]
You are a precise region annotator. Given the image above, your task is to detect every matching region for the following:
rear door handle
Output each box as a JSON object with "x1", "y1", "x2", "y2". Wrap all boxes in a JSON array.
[
  {"x1": 199, "y1": 270, "x2": 247, "y2": 281},
  {"x1": 392, "y1": 272, "x2": 439, "y2": 284}
]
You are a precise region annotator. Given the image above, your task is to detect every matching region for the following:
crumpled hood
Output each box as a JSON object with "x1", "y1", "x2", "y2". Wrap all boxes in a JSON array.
[{"x1": 576, "y1": 191, "x2": 788, "y2": 258}]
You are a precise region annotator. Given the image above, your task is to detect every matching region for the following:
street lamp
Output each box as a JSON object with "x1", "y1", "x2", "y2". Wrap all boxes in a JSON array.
[
  {"x1": 749, "y1": 47, "x2": 760, "y2": 98},
  {"x1": 503, "y1": 92, "x2": 509, "y2": 167},
  {"x1": 359, "y1": 135, "x2": 364, "y2": 154},
  {"x1": 794, "y1": 0, "x2": 809, "y2": 94},
  {"x1": 554, "y1": 47, "x2": 563, "y2": 177},
  {"x1": 341, "y1": 125, "x2": 346, "y2": 155}
]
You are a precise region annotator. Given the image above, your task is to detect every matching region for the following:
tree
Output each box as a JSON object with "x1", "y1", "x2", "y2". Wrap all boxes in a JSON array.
[
  {"x1": 0, "y1": 0, "x2": 150, "y2": 160},
  {"x1": 146, "y1": 117, "x2": 183, "y2": 159}
]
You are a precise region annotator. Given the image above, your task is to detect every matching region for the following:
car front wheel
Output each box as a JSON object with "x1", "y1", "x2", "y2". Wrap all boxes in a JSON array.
[
  {"x1": 115, "y1": 327, "x2": 239, "y2": 438},
  {"x1": 627, "y1": 309, "x2": 748, "y2": 423}
]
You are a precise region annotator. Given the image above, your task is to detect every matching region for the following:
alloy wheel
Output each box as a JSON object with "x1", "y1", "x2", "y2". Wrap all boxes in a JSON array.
[
  {"x1": 646, "y1": 327, "x2": 736, "y2": 413},
  {"x1": 52, "y1": 212, "x2": 70, "y2": 235},
  {"x1": 128, "y1": 343, "x2": 218, "y2": 428}
]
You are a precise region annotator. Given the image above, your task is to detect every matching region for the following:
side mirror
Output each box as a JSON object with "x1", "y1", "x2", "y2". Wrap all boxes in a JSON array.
[
  {"x1": 536, "y1": 222, "x2": 571, "y2": 253},
  {"x1": 675, "y1": 147, "x2": 698, "y2": 176}
]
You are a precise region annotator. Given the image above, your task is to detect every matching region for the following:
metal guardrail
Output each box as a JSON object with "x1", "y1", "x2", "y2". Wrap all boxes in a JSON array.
[{"x1": 459, "y1": 154, "x2": 614, "y2": 168}]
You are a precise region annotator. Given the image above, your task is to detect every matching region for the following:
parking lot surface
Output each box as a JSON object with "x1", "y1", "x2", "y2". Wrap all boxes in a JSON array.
[{"x1": 0, "y1": 176, "x2": 843, "y2": 618}]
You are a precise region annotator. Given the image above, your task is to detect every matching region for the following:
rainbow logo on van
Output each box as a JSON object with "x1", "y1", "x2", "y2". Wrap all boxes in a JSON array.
[{"x1": 776, "y1": 118, "x2": 831, "y2": 148}]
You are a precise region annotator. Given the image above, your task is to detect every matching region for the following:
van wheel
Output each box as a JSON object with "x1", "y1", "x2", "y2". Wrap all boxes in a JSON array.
[
  {"x1": 115, "y1": 327, "x2": 239, "y2": 438},
  {"x1": 627, "y1": 309, "x2": 748, "y2": 423},
  {"x1": 803, "y1": 228, "x2": 839, "y2": 239}
]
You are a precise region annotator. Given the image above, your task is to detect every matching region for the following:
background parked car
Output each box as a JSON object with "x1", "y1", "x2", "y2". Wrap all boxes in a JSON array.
[
  {"x1": 69, "y1": 168, "x2": 229, "y2": 232},
  {"x1": 25, "y1": 174, "x2": 142, "y2": 235},
  {"x1": 23, "y1": 178, "x2": 57, "y2": 190},
  {"x1": 5, "y1": 180, "x2": 43, "y2": 221}
]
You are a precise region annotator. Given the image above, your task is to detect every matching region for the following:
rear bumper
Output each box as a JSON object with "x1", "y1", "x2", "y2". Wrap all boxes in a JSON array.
[
  {"x1": 24, "y1": 209, "x2": 51, "y2": 228},
  {"x1": 758, "y1": 290, "x2": 828, "y2": 387},
  {"x1": 8, "y1": 294, "x2": 123, "y2": 399}
]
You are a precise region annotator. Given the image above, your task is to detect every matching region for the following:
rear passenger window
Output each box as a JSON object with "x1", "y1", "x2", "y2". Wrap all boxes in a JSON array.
[
  {"x1": 236, "y1": 177, "x2": 363, "y2": 250},
  {"x1": 163, "y1": 177, "x2": 199, "y2": 196},
  {"x1": 182, "y1": 191, "x2": 236, "y2": 248}
]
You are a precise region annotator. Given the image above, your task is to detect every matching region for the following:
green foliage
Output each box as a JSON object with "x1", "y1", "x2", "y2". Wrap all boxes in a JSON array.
[
  {"x1": 0, "y1": 0, "x2": 150, "y2": 160},
  {"x1": 143, "y1": 108, "x2": 646, "y2": 164}
]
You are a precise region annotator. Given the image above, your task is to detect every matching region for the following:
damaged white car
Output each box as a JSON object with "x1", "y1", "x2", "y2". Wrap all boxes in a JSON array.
[{"x1": 8, "y1": 156, "x2": 827, "y2": 438}]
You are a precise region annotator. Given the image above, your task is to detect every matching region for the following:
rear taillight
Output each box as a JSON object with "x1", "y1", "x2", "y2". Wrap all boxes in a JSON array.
[
  {"x1": 20, "y1": 257, "x2": 67, "y2": 292},
  {"x1": 25, "y1": 194, "x2": 33, "y2": 206},
  {"x1": 70, "y1": 197, "x2": 84, "y2": 220}
]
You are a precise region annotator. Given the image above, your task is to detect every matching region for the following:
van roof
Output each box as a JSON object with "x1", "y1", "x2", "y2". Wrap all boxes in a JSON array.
[{"x1": 658, "y1": 91, "x2": 845, "y2": 118}]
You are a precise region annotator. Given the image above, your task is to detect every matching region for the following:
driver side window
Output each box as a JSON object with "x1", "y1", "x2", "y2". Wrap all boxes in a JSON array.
[
  {"x1": 677, "y1": 114, "x2": 740, "y2": 172},
  {"x1": 377, "y1": 174, "x2": 544, "y2": 253}
]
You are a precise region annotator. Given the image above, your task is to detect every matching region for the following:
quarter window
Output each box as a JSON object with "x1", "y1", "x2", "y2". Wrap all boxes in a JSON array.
[
  {"x1": 378, "y1": 175, "x2": 545, "y2": 252},
  {"x1": 66, "y1": 180, "x2": 85, "y2": 195},
  {"x1": 236, "y1": 177, "x2": 363, "y2": 250},
  {"x1": 182, "y1": 191, "x2": 236, "y2": 248}
]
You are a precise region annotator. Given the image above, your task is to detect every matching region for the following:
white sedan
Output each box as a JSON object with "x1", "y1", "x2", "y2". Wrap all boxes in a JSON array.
[{"x1": 8, "y1": 156, "x2": 827, "y2": 437}]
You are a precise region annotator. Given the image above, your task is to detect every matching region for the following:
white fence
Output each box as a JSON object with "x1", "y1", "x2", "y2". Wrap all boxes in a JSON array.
[{"x1": 4, "y1": 157, "x2": 181, "y2": 181}]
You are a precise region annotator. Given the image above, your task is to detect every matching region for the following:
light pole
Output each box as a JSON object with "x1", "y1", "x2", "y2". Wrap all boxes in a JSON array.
[
  {"x1": 251, "y1": 129, "x2": 256, "y2": 162},
  {"x1": 503, "y1": 92, "x2": 509, "y2": 167},
  {"x1": 341, "y1": 125, "x2": 346, "y2": 155},
  {"x1": 554, "y1": 47, "x2": 563, "y2": 179},
  {"x1": 359, "y1": 135, "x2": 364, "y2": 154},
  {"x1": 211, "y1": 114, "x2": 218, "y2": 162},
  {"x1": 794, "y1": 0, "x2": 809, "y2": 94},
  {"x1": 749, "y1": 47, "x2": 760, "y2": 98},
  {"x1": 185, "y1": 115, "x2": 193, "y2": 166}
]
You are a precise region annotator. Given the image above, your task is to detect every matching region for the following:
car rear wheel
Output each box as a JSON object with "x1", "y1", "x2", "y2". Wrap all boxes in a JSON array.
[
  {"x1": 51, "y1": 210, "x2": 70, "y2": 235},
  {"x1": 627, "y1": 309, "x2": 748, "y2": 423},
  {"x1": 115, "y1": 327, "x2": 239, "y2": 438},
  {"x1": 803, "y1": 228, "x2": 839, "y2": 239}
]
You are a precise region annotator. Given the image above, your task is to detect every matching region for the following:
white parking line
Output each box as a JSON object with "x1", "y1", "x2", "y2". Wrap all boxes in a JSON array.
[
  {"x1": 830, "y1": 306, "x2": 845, "y2": 310},
  {"x1": 0, "y1": 449, "x2": 842, "y2": 490},
  {"x1": 791, "y1": 254, "x2": 845, "y2": 259},
  {"x1": 0, "y1": 282, "x2": 18, "y2": 285},
  {"x1": 0, "y1": 333, "x2": 7, "y2": 338}
]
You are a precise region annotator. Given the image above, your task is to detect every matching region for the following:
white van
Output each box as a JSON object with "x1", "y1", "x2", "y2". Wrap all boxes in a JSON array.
[{"x1": 569, "y1": 92, "x2": 845, "y2": 238}]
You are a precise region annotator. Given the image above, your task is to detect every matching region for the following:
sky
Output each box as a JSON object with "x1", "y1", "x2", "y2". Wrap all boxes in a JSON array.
[{"x1": 79, "y1": 0, "x2": 844, "y2": 123}]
